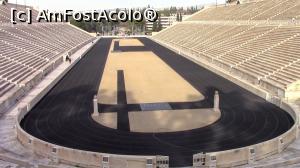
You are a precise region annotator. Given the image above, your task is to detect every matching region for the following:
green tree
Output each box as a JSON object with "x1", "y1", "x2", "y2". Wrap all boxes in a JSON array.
[
  {"x1": 152, "y1": 21, "x2": 158, "y2": 32},
  {"x1": 179, "y1": 13, "x2": 183, "y2": 22},
  {"x1": 157, "y1": 15, "x2": 162, "y2": 31},
  {"x1": 70, "y1": 19, "x2": 86, "y2": 31}
]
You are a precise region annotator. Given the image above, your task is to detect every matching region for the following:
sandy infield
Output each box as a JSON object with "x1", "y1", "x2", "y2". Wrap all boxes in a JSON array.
[
  {"x1": 92, "y1": 112, "x2": 117, "y2": 129},
  {"x1": 118, "y1": 38, "x2": 144, "y2": 46},
  {"x1": 98, "y1": 47, "x2": 204, "y2": 104},
  {"x1": 129, "y1": 109, "x2": 221, "y2": 133}
]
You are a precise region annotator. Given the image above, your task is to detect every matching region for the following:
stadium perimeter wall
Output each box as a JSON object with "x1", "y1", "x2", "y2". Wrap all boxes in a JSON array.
[
  {"x1": 150, "y1": 37, "x2": 299, "y2": 167},
  {"x1": 15, "y1": 37, "x2": 162, "y2": 168}
]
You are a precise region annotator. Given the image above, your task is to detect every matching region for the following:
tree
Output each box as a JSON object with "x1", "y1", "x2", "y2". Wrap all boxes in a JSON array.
[
  {"x1": 170, "y1": 6, "x2": 177, "y2": 15},
  {"x1": 179, "y1": 13, "x2": 183, "y2": 22},
  {"x1": 161, "y1": 8, "x2": 170, "y2": 17},
  {"x1": 157, "y1": 15, "x2": 162, "y2": 31},
  {"x1": 176, "y1": 13, "x2": 180, "y2": 22},
  {"x1": 152, "y1": 21, "x2": 158, "y2": 32},
  {"x1": 69, "y1": 5, "x2": 148, "y2": 35},
  {"x1": 70, "y1": 19, "x2": 86, "y2": 31}
]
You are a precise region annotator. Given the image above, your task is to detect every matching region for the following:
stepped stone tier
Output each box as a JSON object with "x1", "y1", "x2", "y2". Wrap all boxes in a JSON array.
[
  {"x1": 0, "y1": 9, "x2": 95, "y2": 113},
  {"x1": 153, "y1": 0, "x2": 300, "y2": 99}
]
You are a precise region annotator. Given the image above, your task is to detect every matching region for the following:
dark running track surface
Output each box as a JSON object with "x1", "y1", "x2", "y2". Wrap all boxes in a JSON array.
[{"x1": 21, "y1": 38, "x2": 294, "y2": 167}]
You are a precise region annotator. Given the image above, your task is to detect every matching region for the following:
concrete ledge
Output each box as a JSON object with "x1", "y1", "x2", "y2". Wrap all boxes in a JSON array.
[
  {"x1": 0, "y1": 87, "x2": 24, "y2": 114},
  {"x1": 260, "y1": 79, "x2": 286, "y2": 97}
]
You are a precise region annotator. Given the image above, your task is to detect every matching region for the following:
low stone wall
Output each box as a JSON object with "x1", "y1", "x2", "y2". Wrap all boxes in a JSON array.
[
  {"x1": 260, "y1": 79, "x2": 286, "y2": 98},
  {"x1": 231, "y1": 67, "x2": 260, "y2": 85},
  {"x1": 0, "y1": 87, "x2": 24, "y2": 114}
]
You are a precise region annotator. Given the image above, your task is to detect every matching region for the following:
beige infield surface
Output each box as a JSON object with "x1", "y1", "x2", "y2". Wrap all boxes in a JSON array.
[
  {"x1": 92, "y1": 112, "x2": 117, "y2": 129},
  {"x1": 118, "y1": 38, "x2": 144, "y2": 46},
  {"x1": 95, "y1": 39, "x2": 218, "y2": 133},
  {"x1": 98, "y1": 39, "x2": 204, "y2": 104},
  {"x1": 129, "y1": 109, "x2": 221, "y2": 133}
]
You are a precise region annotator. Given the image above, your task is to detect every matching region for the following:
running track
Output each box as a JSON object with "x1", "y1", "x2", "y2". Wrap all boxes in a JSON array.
[{"x1": 21, "y1": 38, "x2": 294, "y2": 167}]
